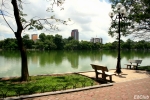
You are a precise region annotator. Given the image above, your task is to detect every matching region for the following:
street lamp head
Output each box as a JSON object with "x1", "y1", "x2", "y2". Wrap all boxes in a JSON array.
[
  {"x1": 109, "y1": 11, "x2": 114, "y2": 18},
  {"x1": 120, "y1": 6, "x2": 126, "y2": 15},
  {"x1": 116, "y1": 3, "x2": 123, "y2": 10}
]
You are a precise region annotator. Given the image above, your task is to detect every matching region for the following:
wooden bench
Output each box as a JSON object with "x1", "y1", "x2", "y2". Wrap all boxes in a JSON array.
[
  {"x1": 90, "y1": 64, "x2": 116, "y2": 82},
  {"x1": 125, "y1": 59, "x2": 142, "y2": 70}
]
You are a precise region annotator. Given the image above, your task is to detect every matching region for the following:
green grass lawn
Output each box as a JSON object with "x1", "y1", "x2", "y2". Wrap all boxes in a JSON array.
[
  {"x1": 138, "y1": 66, "x2": 150, "y2": 71},
  {"x1": 0, "y1": 74, "x2": 98, "y2": 98}
]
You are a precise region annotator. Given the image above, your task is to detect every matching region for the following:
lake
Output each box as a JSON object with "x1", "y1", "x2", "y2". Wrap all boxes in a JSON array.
[{"x1": 0, "y1": 50, "x2": 150, "y2": 78}]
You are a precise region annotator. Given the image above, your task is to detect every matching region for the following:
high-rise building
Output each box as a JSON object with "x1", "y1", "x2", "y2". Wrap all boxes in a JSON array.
[
  {"x1": 31, "y1": 34, "x2": 38, "y2": 42},
  {"x1": 71, "y1": 29, "x2": 79, "y2": 41},
  {"x1": 90, "y1": 37, "x2": 103, "y2": 44}
]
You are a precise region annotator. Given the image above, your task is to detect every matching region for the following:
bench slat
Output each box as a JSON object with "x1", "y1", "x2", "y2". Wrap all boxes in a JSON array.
[{"x1": 105, "y1": 72, "x2": 116, "y2": 76}]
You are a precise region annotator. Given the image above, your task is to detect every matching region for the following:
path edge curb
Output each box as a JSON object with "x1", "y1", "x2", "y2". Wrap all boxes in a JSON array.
[{"x1": 4, "y1": 83, "x2": 113, "y2": 100}]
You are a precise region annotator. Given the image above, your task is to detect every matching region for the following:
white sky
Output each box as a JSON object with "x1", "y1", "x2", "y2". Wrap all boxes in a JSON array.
[{"x1": 0, "y1": 0, "x2": 130, "y2": 43}]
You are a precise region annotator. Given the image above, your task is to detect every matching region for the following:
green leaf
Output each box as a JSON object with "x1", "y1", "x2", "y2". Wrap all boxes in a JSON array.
[{"x1": 28, "y1": 27, "x2": 34, "y2": 30}]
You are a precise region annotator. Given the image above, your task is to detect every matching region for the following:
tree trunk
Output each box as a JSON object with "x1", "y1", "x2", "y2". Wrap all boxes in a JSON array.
[
  {"x1": 15, "y1": 32, "x2": 29, "y2": 81},
  {"x1": 12, "y1": 0, "x2": 29, "y2": 81}
]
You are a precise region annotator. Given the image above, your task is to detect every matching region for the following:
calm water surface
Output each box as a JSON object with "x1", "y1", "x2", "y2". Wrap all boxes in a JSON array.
[{"x1": 0, "y1": 50, "x2": 150, "y2": 78}]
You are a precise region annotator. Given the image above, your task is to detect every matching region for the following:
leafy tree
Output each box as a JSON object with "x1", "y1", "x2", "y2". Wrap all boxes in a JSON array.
[
  {"x1": 46, "y1": 35, "x2": 54, "y2": 41},
  {"x1": 23, "y1": 34, "x2": 34, "y2": 49},
  {"x1": 109, "y1": 0, "x2": 150, "y2": 40},
  {"x1": 134, "y1": 40, "x2": 148, "y2": 50},
  {"x1": 54, "y1": 34, "x2": 64, "y2": 50},
  {"x1": 35, "y1": 40, "x2": 44, "y2": 50},
  {"x1": 91, "y1": 43, "x2": 102, "y2": 50},
  {"x1": 103, "y1": 42, "x2": 112, "y2": 49},
  {"x1": 64, "y1": 40, "x2": 79, "y2": 50},
  {"x1": 0, "y1": 0, "x2": 69, "y2": 81},
  {"x1": 39, "y1": 33, "x2": 46, "y2": 42},
  {"x1": 23, "y1": 34, "x2": 29, "y2": 40},
  {"x1": 0, "y1": 40, "x2": 4, "y2": 49},
  {"x1": 35, "y1": 33, "x2": 57, "y2": 50},
  {"x1": 68, "y1": 36, "x2": 74, "y2": 41},
  {"x1": 79, "y1": 41, "x2": 92, "y2": 50},
  {"x1": 3, "y1": 38, "x2": 18, "y2": 50},
  {"x1": 45, "y1": 35, "x2": 56, "y2": 50},
  {"x1": 44, "y1": 40, "x2": 57, "y2": 50},
  {"x1": 122, "y1": 39, "x2": 134, "y2": 50},
  {"x1": 111, "y1": 41, "x2": 118, "y2": 49}
]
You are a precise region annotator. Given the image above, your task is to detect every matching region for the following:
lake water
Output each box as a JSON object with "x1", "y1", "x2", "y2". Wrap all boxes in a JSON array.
[{"x1": 0, "y1": 50, "x2": 150, "y2": 78}]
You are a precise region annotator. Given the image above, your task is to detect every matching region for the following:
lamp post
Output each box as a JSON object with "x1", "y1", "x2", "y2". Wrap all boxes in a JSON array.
[{"x1": 109, "y1": 3, "x2": 127, "y2": 75}]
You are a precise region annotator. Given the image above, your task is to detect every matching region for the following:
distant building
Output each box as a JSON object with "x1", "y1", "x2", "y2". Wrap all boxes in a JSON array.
[
  {"x1": 90, "y1": 37, "x2": 103, "y2": 44},
  {"x1": 71, "y1": 29, "x2": 79, "y2": 41},
  {"x1": 31, "y1": 34, "x2": 38, "y2": 42}
]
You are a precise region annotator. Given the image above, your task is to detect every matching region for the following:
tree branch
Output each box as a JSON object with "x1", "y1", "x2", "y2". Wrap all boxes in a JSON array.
[
  {"x1": 0, "y1": 10, "x2": 15, "y2": 33},
  {"x1": 1, "y1": 0, "x2": 14, "y2": 33},
  {"x1": 11, "y1": 0, "x2": 23, "y2": 34}
]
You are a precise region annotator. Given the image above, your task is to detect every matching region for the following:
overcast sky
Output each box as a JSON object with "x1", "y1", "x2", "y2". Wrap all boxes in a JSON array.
[{"x1": 0, "y1": 0, "x2": 130, "y2": 43}]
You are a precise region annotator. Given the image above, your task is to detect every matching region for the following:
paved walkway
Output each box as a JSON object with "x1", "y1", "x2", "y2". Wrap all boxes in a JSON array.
[
  {"x1": 26, "y1": 78, "x2": 150, "y2": 100},
  {"x1": 24, "y1": 69, "x2": 150, "y2": 100},
  {"x1": 79, "y1": 69, "x2": 150, "y2": 83}
]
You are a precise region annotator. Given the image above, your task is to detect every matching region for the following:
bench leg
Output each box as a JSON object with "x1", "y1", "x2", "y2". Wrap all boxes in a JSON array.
[
  {"x1": 127, "y1": 65, "x2": 128, "y2": 69},
  {"x1": 102, "y1": 74, "x2": 106, "y2": 80},
  {"x1": 129, "y1": 65, "x2": 131, "y2": 69},
  {"x1": 95, "y1": 72, "x2": 98, "y2": 80},
  {"x1": 109, "y1": 76, "x2": 112, "y2": 82},
  {"x1": 136, "y1": 66, "x2": 138, "y2": 70},
  {"x1": 127, "y1": 65, "x2": 131, "y2": 69}
]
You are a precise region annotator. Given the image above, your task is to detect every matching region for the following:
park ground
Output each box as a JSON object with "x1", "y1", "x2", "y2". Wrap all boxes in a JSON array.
[{"x1": 12, "y1": 69, "x2": 150, "y2": 100}]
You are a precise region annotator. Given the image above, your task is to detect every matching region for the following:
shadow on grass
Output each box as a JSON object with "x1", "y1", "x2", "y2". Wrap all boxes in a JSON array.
[{"x1": 92, "y1": 78, "x2": 114, "y2": 84}]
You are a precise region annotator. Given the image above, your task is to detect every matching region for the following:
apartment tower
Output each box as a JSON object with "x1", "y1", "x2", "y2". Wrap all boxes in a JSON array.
[
  {"x1": 90, "y1": 37, "x2": 103, "y2": 44},
  {"x1": 31, "y1": 34, "x2": 38, "y2": 41},
  {"x1": 71, "y1": 29, "x2": 79, "y2": 41}
]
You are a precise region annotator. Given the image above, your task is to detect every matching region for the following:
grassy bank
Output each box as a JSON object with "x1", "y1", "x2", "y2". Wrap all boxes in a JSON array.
[
  {"x1": 138, "y1": 66, "x2": 150, "y2": 71},
  {"x1": 0, "y1": 74, "x2": 98, "y2": 98}
]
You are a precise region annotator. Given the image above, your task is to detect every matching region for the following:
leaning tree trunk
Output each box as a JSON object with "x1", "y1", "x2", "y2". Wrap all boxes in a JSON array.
[{"x1": 12, "y1": 0, "x2": 29, "y2": 81}]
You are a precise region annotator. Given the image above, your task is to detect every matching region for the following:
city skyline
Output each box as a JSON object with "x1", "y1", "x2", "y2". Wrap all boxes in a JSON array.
[{"x1": 0, "y1": 0, "x2": 131, "y2": 44}]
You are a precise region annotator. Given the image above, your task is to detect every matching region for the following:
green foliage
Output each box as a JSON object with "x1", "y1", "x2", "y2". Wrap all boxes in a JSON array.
[
  {"x1": 2, "y1": 38, "x2": 18, "y2": 50},
  {"x1": 103, "y1": 39, "x2": 150, "y2": 50},
  {"x1": 54, "y1": 34, "x2": 64, "y2": 50},
  {"x1": 23, "y1": 34, "x2": 29, "y2": 40},
  {"x1": 138, "y1": 66, "x2": 150, "y2": 71},
  {"x1": 0, "y1": 74, "x2": 97, "y2": 97},
  {"x1": 0, "y1": 40, "x2": 4, "y2": 49},
  {"x1": 39, "y1": 33, "x2": 46, "y2": 42},
  {"x1": 109, "y1": 0, "x2": 150, "y2": 39},
  {"x1": 1, "y1": 33, "x2": 150, "y2": 50},
  {"x1": 64, "y1": 39, "x2": 79, "y2": 50},
  {"x1": 23, "y1": 40, "x2": 34, "y2": 49}
]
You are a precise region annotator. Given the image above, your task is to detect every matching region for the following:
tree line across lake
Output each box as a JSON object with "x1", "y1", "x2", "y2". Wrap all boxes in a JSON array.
[{"x1": 0, "y1": 33, "x2": 150, "y2": 50}]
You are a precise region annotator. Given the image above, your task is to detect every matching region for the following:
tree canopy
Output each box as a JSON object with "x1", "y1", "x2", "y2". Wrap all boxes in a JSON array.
[
  {"x1": 0, "y1": 0, "x2": 69, "y2": 81},
  {"x1": 109, "y1": 0, "x2": 150, "y2": 40}
]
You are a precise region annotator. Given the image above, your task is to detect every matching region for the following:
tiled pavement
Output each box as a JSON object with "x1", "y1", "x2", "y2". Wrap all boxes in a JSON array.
[
  {"x1": 79, "y1": 69, "x2": 150, "y2": 83},
  {"x1": 24, "y1": 69, "x2": 150, "y2": 100},
  {"x1": 26, "y1": 77, "x2": 150, "y2": 100}
]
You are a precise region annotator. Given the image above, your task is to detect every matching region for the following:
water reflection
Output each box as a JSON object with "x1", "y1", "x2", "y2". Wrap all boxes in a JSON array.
[
  {"x1": 0, "y1": 50, "x2": 150, "y2": 77},
  {"x1": 65, "y1": 51, "x2": 79, "y2": 69}
]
